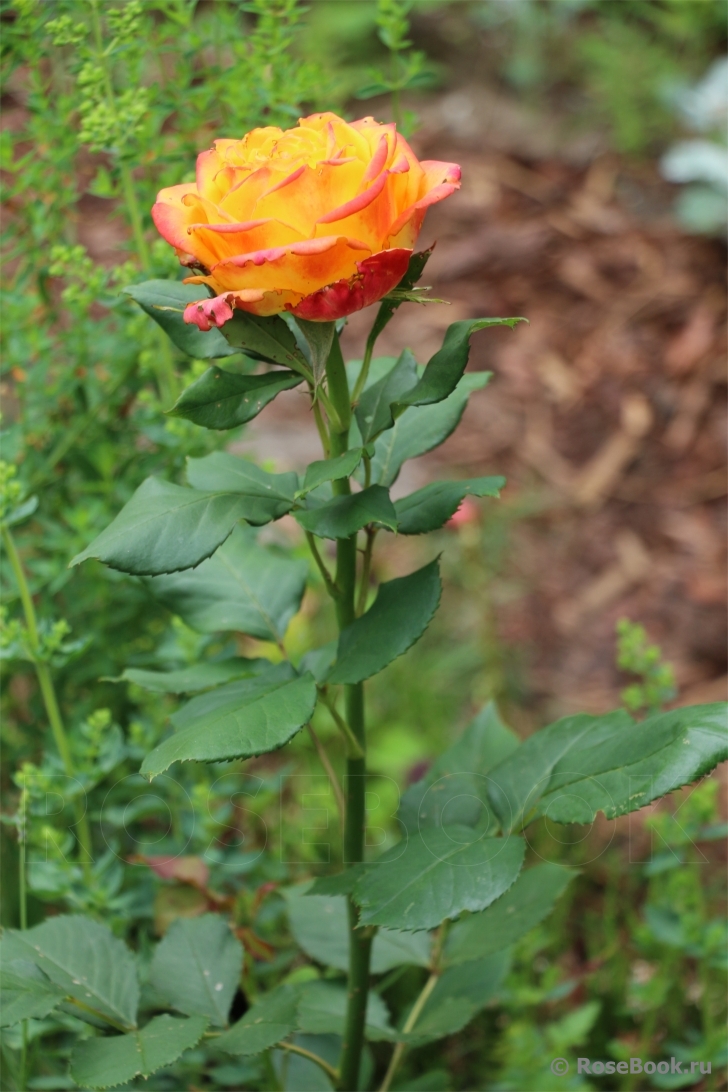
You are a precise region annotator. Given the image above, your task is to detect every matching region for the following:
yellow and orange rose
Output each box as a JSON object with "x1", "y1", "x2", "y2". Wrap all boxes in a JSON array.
[{"x1": 152, "y1": 112, "x2": 460, "y2": 329}]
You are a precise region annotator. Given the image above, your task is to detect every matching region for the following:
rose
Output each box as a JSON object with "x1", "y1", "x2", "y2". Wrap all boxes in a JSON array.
[{"x1": 151, "y1": 112, "x2": 460, "y2": 329}]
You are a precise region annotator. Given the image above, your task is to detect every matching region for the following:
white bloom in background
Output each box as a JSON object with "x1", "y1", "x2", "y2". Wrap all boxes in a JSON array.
[
  {"x1": 674, "y1": 56, "x2": 728, "y2": 132},
  {"x1": 662, "y1": 141, "x2": 728, "y2": 191},
  {"x1": 660, "y1": 56, "x2": 728, "y2": 234}
]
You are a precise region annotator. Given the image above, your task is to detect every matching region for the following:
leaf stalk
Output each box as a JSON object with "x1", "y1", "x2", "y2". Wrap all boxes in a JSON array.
[
  {"x1": 318, "y1": 689, "x2": 365, "y2": 761},
  {"x1": 278, "y1": 1041, "x2": 340, "y2": 1082},
  {"x1": 305, "y1": 531, "x2": 339, "y2": 600},
  {"x1": 306, "y1": 722, "x2": 346, "y2": 822}
]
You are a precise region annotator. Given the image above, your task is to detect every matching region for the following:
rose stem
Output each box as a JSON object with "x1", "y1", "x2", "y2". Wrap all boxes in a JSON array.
[
  {"x1": 325, "y1": 335, "x2": 373, "y2": 1091},
  {"x1": 2, "y1": 525, "x2": 93, "y2": 880}
]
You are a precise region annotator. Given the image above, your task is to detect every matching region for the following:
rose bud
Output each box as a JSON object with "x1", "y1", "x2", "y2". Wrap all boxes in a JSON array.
[{"x1": 152, "y1": 112, "x2": 460, "y2": 328}]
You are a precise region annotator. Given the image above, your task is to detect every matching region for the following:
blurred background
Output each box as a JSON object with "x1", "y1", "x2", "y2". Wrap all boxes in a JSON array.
[{"x1": 1, "y1": 2, "x2": 726, "y2": 1090}]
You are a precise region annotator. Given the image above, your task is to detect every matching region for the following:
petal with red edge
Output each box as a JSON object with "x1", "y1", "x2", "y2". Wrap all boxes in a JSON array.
[
  {"x1": 151, "y1": 185, "x2": 199, "y2": 250},
  {"x1": 182, "y1": 290, "x2": 266, "y2": 330},
  {"x1": 290, "y1": 248, "x2": 411, "y2": 322},
  {"x1": 204, "y1": 235, "x2": 372, "y2": 298},
  {"x1": 387, "y1": 179, "x2": 461, "y2": 244}
]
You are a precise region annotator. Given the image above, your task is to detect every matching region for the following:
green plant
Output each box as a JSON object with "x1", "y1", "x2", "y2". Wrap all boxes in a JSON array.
[
  {"x1": 2, "y1": 6, "x2": 726, "y2": 1091},
  {"x1": 358, "y1": 0, "x2": 437, "y2": 133},
  {"x1": 468, "y1": 0, "x2": 725, "y2": 156},
  {"x1": 3, "y1": 157, "x2": 725, "y2": 1090},
  {"x1": 0, "y1": 0, "x2": 334, "y2": 923},
  {"x1": 616, "y1": 618, "x2": 677, "y2": 715}
]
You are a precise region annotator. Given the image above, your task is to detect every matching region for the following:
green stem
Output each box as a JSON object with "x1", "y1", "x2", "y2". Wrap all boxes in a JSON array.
[
  {"x1": 318, "y1": 689, "x2": 365, "y2": 760},
  {"x1": 312, "y1": 398, "x2": 331, "y2": 458},
  {"x1": 20, "y1": 1019, "x2": 28, "y2": 1092},
  {"x1": 305, "y1": 531, "x2": 339, "y2": 600},
  {"x1": 379, "y1": 921, "x2": 449, "y2": 1092},
  {"x1": 379, "y1": 972, "x2": 438, "y2": 1092},
  {"x1": 391, "y1": 51, "x2": 402, "y2": 131},
  {"x1": 19, "y1": 783, "x2": 28, "y2": 1091},
  {"x1": 351, "y1": 330, "x2": 377, "y2": 404},
  {"x1": 306, "y1": 722, "x2": 345, "y2": 823},
  {"x1": 119, "y1": 162, "x2": 150, "y2": 270},
  {"x1": 18, "y1": 793, "x2": 28, "y2": 931},
  {"x1": 2, "y1": 527, "x2": 93, "y2": 879},
  {"x1": 263, "y1": 1050, "x2": 282, "y2": 1092},
  {"x1": 64, "y1": 996, "x2": 130, "y2": 1033},
  {"x1": 278, "y1": 1042, "x2": 339, "y2": 1083},
  {"x1": 324, "y1": 335, "x2": 372, "y2": 1091}
]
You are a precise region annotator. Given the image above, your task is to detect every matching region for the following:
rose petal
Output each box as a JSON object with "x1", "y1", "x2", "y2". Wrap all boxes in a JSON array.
[
  {"x1": 362, "y1": 133, "x2": 390, "y2": 183},
  {"x1": 316, "y1": 170, "x2": 389, "y2": 225},
  {"x1": 182, "y1": 290, "x2": 265, "y2": 330},
  {"x1": 290, "y1": 247, "x2": 411, "y2": 322},
  {"x1": 387, "y1": 175, "x2": 461, "y2": 245}
]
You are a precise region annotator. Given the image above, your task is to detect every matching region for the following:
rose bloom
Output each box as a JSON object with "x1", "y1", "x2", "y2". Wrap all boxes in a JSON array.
[{"x1": 152, "y1": 112, "x2": 460, "y2": 329}]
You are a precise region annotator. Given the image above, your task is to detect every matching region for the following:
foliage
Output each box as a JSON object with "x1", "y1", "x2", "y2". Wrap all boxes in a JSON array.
[
  {"x1": 358, "y1": 0, "x2": 437, "y2": 133},
  {"x1": 616, "y1": 618, "x2": 677, "y2": 715},
  {"x1": 468, "y1": 0, "x2": 726, "y2": 155},
  {"x1": 4, "y1": 237, "x2": 722, "y2": 1091},
  {"x1": 1, "y1": 4, "x2": 727, "y2": 1092}
]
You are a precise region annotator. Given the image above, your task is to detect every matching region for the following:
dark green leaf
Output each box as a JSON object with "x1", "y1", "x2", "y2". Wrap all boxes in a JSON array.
[
  {"x1": 354, "y1": 349, "x2": 419, "y2": 443},
  {"x1": 151, "y1": 914, "x2": 243, "y2": 1026},
  {"x1": 0, "y1": 960, "x2": 65, "y2": 1026},
  {"x1": 394, "y1": 476, "x2": 505, "y2": 535},
  {"x1": 394, "y1": 318, "x2": 526, "y2": 411},
  {"x1": 217, "y1": 985, "x2": 298, "y2": 1056},
  {"x1": 71, "y1": 1014, "x2": 207, "y2": 1089},
  {"x1": 297, "y1": 449, "x2": 366, "y2": 498},
  {"x1": 296, "y1": 980, "x2": 393, "y2": 1041},
  {"x1": 125, "y1": 280, "x2": 236, "y2": 359},
  {"x1": 353, "y1": 827, "x2": 525, "y2": 931},
  {"x1": 70, "y1": 478, "x2": 253, "y2": 577},
  {"x1": 328, "y1": 559, "x2": 441, "y2": 684},
  {"x1": 295, "y1": 319, "x2": 336, "y2": 388},
  {"x1": 284, "y1": 885, "x2": 430, "y2": 973},
  {"x1": 120, "y1": 659, "x2": 269, "y2": 694},
  {"x1": 445, "y1": 863, "x2": 576, "y2": 965},
  {"x1": 367, "y1": 248, "x2": 433, "y2": 347},
  {"x1": 2, "y1": 916, "x2": 139, "y2": 1029},
  {"x1": 408, "y1": 953, "x2": 511, "y2": 1041},
  {"x1": 295, "y1": 485, "x2": 397, "y2": 540},
  {"x1": 357, "y1": 81, "x2": 392, "y2": 99},
  {"x1": 370, "y1": 373, "x2": 491, "y2": 486},
  {"x1": 146, "y1": 526, "x2": 307, "y2": 641},
  {"x1": 168, "y1": 367, "x2": 302, "y2": 430},
  {"x1": 187, "y1": 452, "x2": 298, "y2": 515},
  {"x1": 221, "y1": 311, "x2": 309, "y2": 371},
  {"x1": 399, "y1": 702, "x2": 520, "y2": 834},
  {"x1": 487, "y1": 702, "x2": 728, "y2": 832},
  {"x1": 140, "y1": 664, "x2": 317, "y2": 779},
  {"x1": 404, "y1": 70, "x2": 438, "y2": 90}
]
